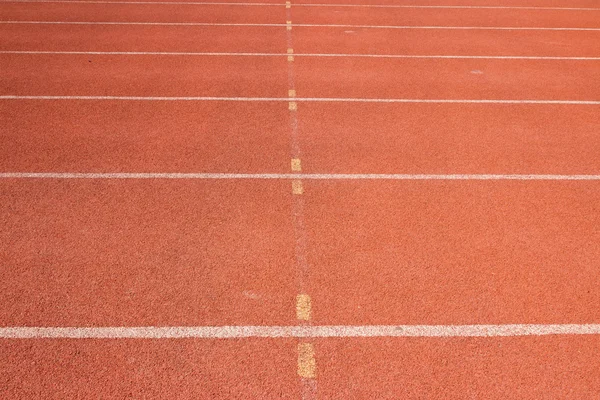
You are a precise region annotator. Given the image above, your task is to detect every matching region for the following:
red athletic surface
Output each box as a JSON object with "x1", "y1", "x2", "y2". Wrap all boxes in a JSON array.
[
  {"x1": 315, "y1": 337, "x2": 600, "y2": 398},
  {"x1": 298, "y1": 103, "x2": 600, "y2": 174},
  {"x1": 295, "y1": 58, "x2": 600, "y2": 99},
  {"x1": 0, "y1": 339, "x2": 299, "y2": 399},
  {"x1": 0, "y1": 25, "x2": 287, "y2": 52},
  {"x1": 1, "y1": 0, "x2": 600, "y2": 398},
  {"x1": 0, "y1": 179, "x2": 296, "y2": 326},
  {"x1": 1, "y1": 54, "x2": 288, "y2": 96},
  {"x1": 0, "y1": 101, "x2": 290, "y2": 172},
  {"x1": 303, "y1": 181, "x2": 600, "y2": 324}
]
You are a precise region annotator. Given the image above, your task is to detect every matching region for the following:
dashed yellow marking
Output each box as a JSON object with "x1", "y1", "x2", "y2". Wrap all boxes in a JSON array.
[
  {"x1": 286, "y1": 1, "x2": 291, "y2": 8},
  {"x1": 292, "y1": 179, "x2": 303, "y2": 194},
  {"x1": 291, "y1": 158, "x2": 302, "y2": 172},
  {"x1": 289, "y1": 101, "x2": 297, "y2": 111},
  {"x1": 288, "y1": 55, "x2": 294, "y2": 62},
  {"x1": 287, "y1": 20, "x2": 292, "y2": 30},
  {"x1": 287, "y1": 48, "x2": 294, "y2": 54},
  {"x1": 288, "y1": 89, "x2": 296, "y2": 98},
  {"x1": 296, "y1": 294, "x2": 311, "y2": 320},
  {"x1": 287, "y1": 48, "x2": 294, "y2": 61},
  {"x1": 297, "y1": 343, "x2": 316, "y2": 378}
]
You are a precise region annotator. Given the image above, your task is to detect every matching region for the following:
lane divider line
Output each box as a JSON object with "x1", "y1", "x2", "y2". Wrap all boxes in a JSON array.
[
  {"x1": 2, "y1": 325, "x2": 600, "y2": 338},
  {"x1": 292, "y1": 179, "x2": 303, "y2": 194},
  {"x1": 3, "y1": 173, "x2": 600, "y2": 180},
  {"x1": 296, "y1": 294, "x2": 312, "y2": 320},
  {"x1": 3, "y1": 1, "x2": 600, "y2": 11},
  {"x1": 291, "y1": 158, "x2": 301, "y2": 171},
  {"x1": 2, "y1": 51, "x2": 599, "y2": 60},
  {"x1": 2, "y1": 96, "x2": 599, "y2": 104},
  {"x1": 284, "y1": 5, "x2": 317, "y2": 397},
  {"x1": 3, "y1": 21, "x2": 600, "y2": 31},
  {"x1": 297, "y1": 343, "x2": 316, "y2": 378}
]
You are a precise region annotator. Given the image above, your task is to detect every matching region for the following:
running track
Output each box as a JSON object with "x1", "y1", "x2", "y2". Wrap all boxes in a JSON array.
[{"x1": 1, "y1": 0, "x2": 599, "y2": 398}]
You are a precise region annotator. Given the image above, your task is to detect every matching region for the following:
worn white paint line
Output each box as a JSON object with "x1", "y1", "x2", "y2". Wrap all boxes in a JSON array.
[
  {"x1": 3, "y1": 0, "x2": 600, "y2": 10},
  {"x1": 1, "y1": 21, "x2": 599, "y2": 30},
  {"x1": 3, "y1": 0, "x2": 283, "y2": 4},
  {"x1": 2, "y1": 51, "x2": 599, "y2": 60},
  {"x1": 296, "y1": 3, "x2": 600, "y2": 11},
  {"x1": 2, "y1": 173, "x2": 600, "y2": 180},
  {"x1": 1, "y1": 96, "x2": 600, "y2": 104},
  {"x1": 1, "y1": 325, "x2": 600, "y2": 338}
]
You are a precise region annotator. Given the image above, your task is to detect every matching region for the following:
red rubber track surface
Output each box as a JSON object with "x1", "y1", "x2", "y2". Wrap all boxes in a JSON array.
[
  {"x1": 1, "y1": 0, "x2": 600, "y2": 398},
  {"x1": 0, "y1": 180, "x2": 296, "y2": 326}
]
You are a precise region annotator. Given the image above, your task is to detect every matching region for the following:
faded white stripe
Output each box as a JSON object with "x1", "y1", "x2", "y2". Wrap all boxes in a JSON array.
[
  {"x1": 1, "y1": 325, "x2": 600, "y2": 339},
  {"x1": 1, "y1": 96, "x2": 599, "y2": 104},
  {"x1": 2, "y1": 173, "x2": 600, "y2": 180},
  {"x1": 1, "y1": 51, "x2": 599, "y2": 60},
  {"x1": 1, "y1": 21, "x2": 599, "y2": 30},
  {"x1": 3, "y1": 0, "x2": 600, "y2": 10}
]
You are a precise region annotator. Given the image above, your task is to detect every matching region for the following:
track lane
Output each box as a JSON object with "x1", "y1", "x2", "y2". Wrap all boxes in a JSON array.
[
  {"x1": 0, "y1": 25, "x2": 285, "y2": 52},
  {"x1": 315, "y1": 336, "x2": 600, "y2": 398},
  {"x1": 294, "y1": 28, "x2": 600, "y2": 56},
  {"x1": 294, "y1": 58, "x2": 600, "y2": 100},
  {"x1": 0, "y1": 101, "x2": 290, "y2": 172},
  {"x1": 303, "y1": 181, "x2": 600, "y2": 325},
  {"x1": 0, "y1": 2, "x2": 285, "y2": 23},
  {"x1": 0, "y1": 54, "x2": 288, "y2": 96},
  {"x1": 0, "y1": 339, "x2": 299, "y2": 399},
  {"x1": 293, "y1": 7, "x2": 600, "y2": 27},
  {"x1": 298, "y1": 103, "x2": 600, "y2": 174},
  {"x1": 0, "y1": 179, "x2": 296, "y2": 326}
]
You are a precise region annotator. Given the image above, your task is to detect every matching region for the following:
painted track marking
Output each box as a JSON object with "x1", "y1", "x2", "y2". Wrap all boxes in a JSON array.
[
  {"x1": 3, "y1": 1, "x2": 600, "y2": 10},
  {"x1": 2, "y1": 96, "x2": 599, "y2": 104},
  {"x1": 2, "y1": 21, "x2": 600, "y2": 31},
  {"x1": 2, "y1": 325, "x2": 600, "y2": 338},
  {"x1": 2, "y1": 173, "x2": 600, "y2": 180},
  {"x1": 2, "y1": 51, "x2": 599, "y2": 60}
]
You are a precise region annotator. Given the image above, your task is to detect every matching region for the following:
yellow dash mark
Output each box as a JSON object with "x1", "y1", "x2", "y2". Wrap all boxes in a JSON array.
[
  {"x1": 288, "y1": 89, "x2": 296, "y2": 98},
  {"x1": 297, "y1": 343, "x2": 316, "y2": 379},
  {"x1": 292, "y1": 179, "x2": 303, "y2": 195},
  {"x1": 296, "y1": 294, "x2": 311, "y2": 319},
  {"x1": 289, "y1": 101, "x2": 297, "y2": 111},
  {"x1": 288, "y1": 55, "x2": 294, "y2": 62},
  {"x1": 287, "y1": 48, "x2": 294, "y2": 61},
  {"x1": 287, "y1": 20, "x2": 292, "y2": 30},
  {"x1": 286, "y1": 1, "x2": 291, "y2": 8},
  {"x1": 287, "y1": 48, "x2": 294, "y2": 54},
  {"x1": 291, "y1": 158, "x2": 302, "y2": 172}
]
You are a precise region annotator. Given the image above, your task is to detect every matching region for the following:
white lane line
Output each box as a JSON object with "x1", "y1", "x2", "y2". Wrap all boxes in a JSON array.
[
  {"x1": 1, "y1": 325, "x2": 600, "y2": 338},
  {"x1": 296, "y1": 4, "x2": 600, "y2": 11},
  {"x1": 1, "y1": 21, "x2": 599, "y2": 30},
  {"x1": 2, "y1": 173, "x2": 600, "y2": 180},
  {"x1": 3, "y1": 0, "x2": 284, "y2": 4},
  {"x1": 3, "y1": 0, "x2": 600, "y2": 10},
  {"x1": 1, "y1": 96, "x2": 599, "y2": 104},
  {"x1": 2, "y1": 51, "x2": 599, "y2": 60}
]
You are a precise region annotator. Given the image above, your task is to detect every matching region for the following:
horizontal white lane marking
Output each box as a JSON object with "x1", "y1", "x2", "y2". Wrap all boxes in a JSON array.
[
  {"x1": 2, "y1": 173, "x2": 600, "y2": 180},
  {"x1": 1, "y1": 21, "x2": 599, "y2": 30},
  {"x1": 2, "y1": 96, "x2": 599, "y2": 104},
  {"x1": 298, "y1": 3, "x2": 600, "y2": 11},
  {"x1": 3, "y1": 0, "x2": 600, "y2": 10},
  {"x1": 0, "y1": 0, "x2": 283, "y2": 4},
  {"x1": 1, "y1": 325, "x2": 599, "y2": 338},
  {"x1": 2, "y1": 51, "x2": 599, "y2": 60}
]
